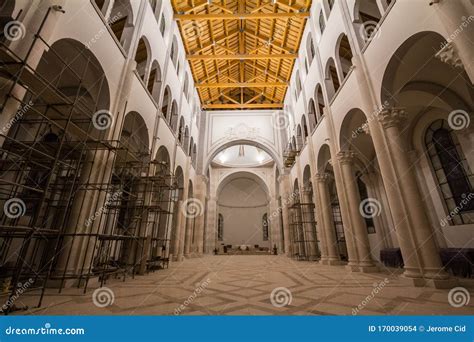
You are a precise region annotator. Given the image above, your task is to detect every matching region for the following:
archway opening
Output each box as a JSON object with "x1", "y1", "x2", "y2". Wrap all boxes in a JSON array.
[{"x1": 216, "y1": 172, "x2": 271, "y2": 254}]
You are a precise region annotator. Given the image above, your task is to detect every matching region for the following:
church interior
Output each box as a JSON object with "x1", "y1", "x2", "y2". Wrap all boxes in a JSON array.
[{"x1": 0, "y1": 0, "x2": 472, "y2": 315}]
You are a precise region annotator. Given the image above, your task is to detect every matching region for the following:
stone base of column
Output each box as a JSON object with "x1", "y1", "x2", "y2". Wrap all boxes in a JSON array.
[
  {"x1": 345, "y1": 264, "x2": 360, "y2": 272},
  {"x1": 399, "y1": 276, "x2": 426, "y2": 287},
  {"x1": 359, "y1": 265, "x2": 379, "y2": 273},
  {"x1": 424, "y1": 277, "x2": 458, "y2": 289},
  {"x1": 400, "y1": 275, "x2": 458, "y2": 288},
  {"x1": 185, "y1": 253, "x2": 203, "y2": 259},
  {"x1": 327, "y1": 259, "x2": 346, "y2": 266},
  {"x1": 173, "y1": 255, "x2": 184, "y2": 262}
]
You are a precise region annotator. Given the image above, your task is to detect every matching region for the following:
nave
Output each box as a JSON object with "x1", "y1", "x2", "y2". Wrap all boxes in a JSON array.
[{"x1": 17, "y1": 256, "x2": 473, "y2": 316}]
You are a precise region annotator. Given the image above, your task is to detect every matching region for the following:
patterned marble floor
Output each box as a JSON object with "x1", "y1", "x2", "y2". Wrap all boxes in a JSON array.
[{"x1": 11, "y1": 255, "x2": 474, "y2": 315}]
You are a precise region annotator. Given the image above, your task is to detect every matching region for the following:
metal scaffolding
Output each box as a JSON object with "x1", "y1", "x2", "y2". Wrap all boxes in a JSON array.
[
  {"x1": 0, "y1": 9, "x2": 178, "y2": 314},
  {"x1": 288, "y1": 197, "x2": 319, "y2": 261}
]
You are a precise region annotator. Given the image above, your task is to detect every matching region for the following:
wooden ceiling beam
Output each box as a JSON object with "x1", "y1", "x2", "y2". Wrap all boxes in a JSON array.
[
  {"x1": 244, "y1": 30, "x2": 294, "y2": 54},
  {"x1": 190, "y1": 30, "x2": 240, "y2": 55},
  {"x1": 196, "y1": 82, "x2": 288, "y2": 89},
  {"x1": 175, "y1": 12, "x2": 310, "y2": 21},
  {"x1": 187, "y1": 54, "x2": 297, "y2": 61},
  {"x1": 203, "y1": 103, "x2": 284, "y2": 109}
]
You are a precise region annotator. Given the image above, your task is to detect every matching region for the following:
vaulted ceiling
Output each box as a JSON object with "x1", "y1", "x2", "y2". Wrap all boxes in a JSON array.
[{"x1": 172, "y1": 0, "x2": 312, "y2": 110}]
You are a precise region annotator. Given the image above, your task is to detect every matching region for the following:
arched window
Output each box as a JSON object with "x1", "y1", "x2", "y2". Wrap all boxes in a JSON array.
[
  {"x1": 425, "y1": 120, "x2": 474, "y2": 225},
  {"x1": 262, "y1": 214, "x2": 269, "y2": 241},
  {"x1": 147, "y1": 61, "x2": 162, "y2": 102},
  {"x1": 356, "y1": 0, "x2": 382, "y2": 43},
  {"x1": 134, "y1": 37, "x2": 150, "y2": 82},
  {"x1": 160, "y1": 14, "x2": 166, "y2": 36},
  {"x1": 337, "y1": 34, "x2": 353, "y2": 79},
  {"x1": 315, "y1": 84, "x2": 325, "y2": 121},
  {"x1": 94, "y1": 0, "x2": 106, "y2": 14},
  {"x1": 325, "y1": 58, "x2": 340, "y2": 99},
  {"x1": 308, "y1": 99, "x2": 317, "y2": 130},
  {"x1": 301, "y1": 115, "x2": 309, "y2": 140},
  {"x1": 183, "y1": 126, "x2": 189, "y2": 147},
  {"x1": 218, "y1": 214, "x2": 224, "y2": 241},
  {"x1": 183, "y1": 74, "x2": 189, "y2": 100},
  {"x1": 189, "y1": 137, "x2": 194, "y2": 156},
  {"x1": 109, "y1": 0, "x2": 134, "y2": 50},
  {"x1": 307, "y1": 36, "x2": 315, "y2": 65},
  {"x1": 328, "y1": 0, "x2": 335, "y2": 11},
  {"x1": 170, "y1": 101, "x2": 179, "y2": 131},
  {"x1": 161, "y1": 86, "x2": 171, "y2": 118},
  {"x1": 319, "y1": 11, "x2": 325, "y2": 34},
  {"x1": 177, "y1": 117, "x2": 185, "y2": 143},
  {"x1": 192, "y1": 144, "x2": 197, "y2": 168},
  {"x1": 171, "y1": 36, "x2": 178, "y2": 68},
  {"x1": 296, "y1": 125, "x2": 303, "y2": 148},
  {"x1": 295, "y1": 71, "x2": 302, "y2": 97},
  {"x1": 148, "y1": 0, "x2": 157, "y2": 10}
]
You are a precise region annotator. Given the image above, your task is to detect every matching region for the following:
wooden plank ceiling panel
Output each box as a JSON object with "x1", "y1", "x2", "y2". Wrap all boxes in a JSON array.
[{"x1": 172, "y1": 0, "x2": 312, "y2": 110}]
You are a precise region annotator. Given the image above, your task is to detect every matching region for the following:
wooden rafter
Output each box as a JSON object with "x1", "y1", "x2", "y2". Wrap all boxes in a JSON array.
[
  {"x1": 175, "y1": 12, "x2": 310, "y2": 21},
  {"x1": 196, "y1": 82, "x2": 288, "y2": 89},
  {"x1": 172, "y1": 0, "x2": 312, "y2": 110}
]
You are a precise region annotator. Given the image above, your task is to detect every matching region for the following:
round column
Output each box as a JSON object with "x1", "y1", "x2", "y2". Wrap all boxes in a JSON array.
[
  {"x1": 379, "y1": 108, "x2": 449, "y2": 282},
  {"x1": 315, "y1": 173, "x2": 342, "y2": 265},
  {"x1": 337, "y1": 151, "x2": 378, "y2": 272}
]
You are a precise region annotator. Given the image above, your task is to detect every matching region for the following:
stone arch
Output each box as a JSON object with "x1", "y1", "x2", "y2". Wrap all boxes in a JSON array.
[
  {"x1": 204, "y1": 139, "x2": 283, "y2": 174},
  {"x1": 161, "y1": 85, "x2": 172, "y2": 119},
  {"x1": 336, "y1": 33, "x2": 354, "y2": 80},
  {"x1": 108, "y1": 0, "x2": 134, "y2": 51},
  {"x1": 147, "y1": 60, "x2": 162, "y2": 102},
  {"x1": 134, "y1": 36, "x2": 151, "y2": 82},
  {"x1": 325, "y1": 57, "x2": 340, "y2": 100},
  {"x1": 316, "y1": 144, "x2": 332, "y2": 173}
]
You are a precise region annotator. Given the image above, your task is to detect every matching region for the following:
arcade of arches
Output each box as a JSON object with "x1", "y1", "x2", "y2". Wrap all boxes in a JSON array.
[{"x1": 0, "y1": 0, "x2": 472, "y2": 315}]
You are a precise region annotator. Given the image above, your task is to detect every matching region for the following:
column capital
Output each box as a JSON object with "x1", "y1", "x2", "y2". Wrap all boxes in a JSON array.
[
  {"x1": 315, "y1": 173, "x2": 329, "y2": 183},
  {"x1": 358, "y1": 169, "x2": 376, "y2": 184},
  {"x1": 378, "y1": 107, "x2": 407, "y2": 129},
  {"x1": 435, "y1": 41, "x2": 464, "y2": 69},
  {"x1": 301, "y1": 186, "x2": 314, "y2": 195},
  {"x1": 336, "y1": 151, "x2": 356, "y2": 165}
]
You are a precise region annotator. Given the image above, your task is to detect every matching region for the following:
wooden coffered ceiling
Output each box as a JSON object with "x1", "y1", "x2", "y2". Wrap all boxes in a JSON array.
[{"x1": 172, "y1": 0, "x2": 312, "y2": 110}]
